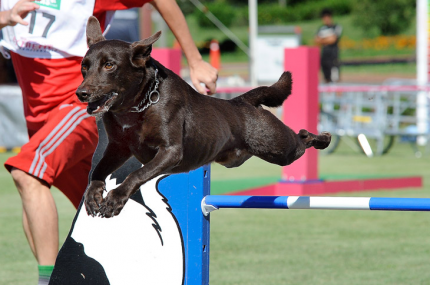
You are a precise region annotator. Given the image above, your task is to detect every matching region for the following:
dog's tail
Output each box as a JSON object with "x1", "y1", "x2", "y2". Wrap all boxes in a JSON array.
[{"x1": 238, "y1": 71, "x2": 292, "y2": 108}]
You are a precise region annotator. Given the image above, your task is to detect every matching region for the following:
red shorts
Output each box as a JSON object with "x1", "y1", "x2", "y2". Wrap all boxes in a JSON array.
[{"x1": 5, "y1": 101, "x2": 98, "y2": 208}]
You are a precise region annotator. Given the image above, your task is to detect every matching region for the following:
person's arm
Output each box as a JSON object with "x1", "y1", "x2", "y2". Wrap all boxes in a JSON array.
[
  {"x1": 0, "y1": 0, "x2": 39, "y2": 30},
  {"x1": 149, "y1": 0, "x2": 218, "y2": 95},
  {"x1": 316, "y1": 34, "x2": 337, "y2": 46},
  {"x1": 314, "y1": 27, "x2": 324, "y2": 46}
]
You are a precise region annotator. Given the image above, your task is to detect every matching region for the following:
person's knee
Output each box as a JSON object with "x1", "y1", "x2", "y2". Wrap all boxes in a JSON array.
[
  {"x1": 10, "y1": 167, "x2": 49, "y2": 196},
  {"x1": 11, "y1": 167, "x2": 28, "y2": 185}
]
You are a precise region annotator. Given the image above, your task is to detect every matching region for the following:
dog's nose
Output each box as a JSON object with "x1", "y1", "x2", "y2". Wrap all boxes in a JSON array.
[{"x1": 76, "y1": 87, "x2": 91, "y2": 102}]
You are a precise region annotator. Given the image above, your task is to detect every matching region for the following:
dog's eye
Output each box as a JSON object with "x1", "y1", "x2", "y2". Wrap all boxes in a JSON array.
[
  {"x1": 82, "y1": 65, "x2": 88, "y2": 71},
  {"x1": 104, "y1": 63, "x2": 114, "y2": 70}
]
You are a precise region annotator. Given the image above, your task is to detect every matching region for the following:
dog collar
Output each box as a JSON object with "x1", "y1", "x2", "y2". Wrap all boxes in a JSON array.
[{"x1": 130, "y1": 68, "x2": 160, "y2": 113}]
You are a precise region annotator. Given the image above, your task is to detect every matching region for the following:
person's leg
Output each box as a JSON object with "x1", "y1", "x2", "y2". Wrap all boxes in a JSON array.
[
  {"x1": 11, "y1": 168, "x2": 59, "y2": 265},
  {"x1": 321, "y1": 60, "x2": 332, "y2": 83},
  {"x1": 4, "y1": 102, "x2": 98, "y2": 284},
  {"x1": 22, "y1": 210, "x2": 36, "y2": 254},
  {"x1": 331, "y1": 58, "x2": 341, "y2": 82}
]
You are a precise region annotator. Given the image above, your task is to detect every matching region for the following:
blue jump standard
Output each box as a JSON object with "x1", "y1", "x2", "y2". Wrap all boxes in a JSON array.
[{"x1": 201, "y1": 195, "x2": 430, "y2": 216}]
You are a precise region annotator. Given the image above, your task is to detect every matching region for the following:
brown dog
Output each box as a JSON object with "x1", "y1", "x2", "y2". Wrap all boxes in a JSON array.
[{"x1": 76, "y1": 16, "x2": 331, "y2": 218}]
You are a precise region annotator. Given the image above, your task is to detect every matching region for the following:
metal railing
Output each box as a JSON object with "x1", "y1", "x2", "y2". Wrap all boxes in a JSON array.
[{"x1": 318, "y1": 85, "x2": 430, "y2": 156}]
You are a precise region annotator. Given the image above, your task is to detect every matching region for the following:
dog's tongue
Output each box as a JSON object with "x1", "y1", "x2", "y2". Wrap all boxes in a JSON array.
[
  {"x1": 87, "y1": 101, "x2": 105, "y2": 115},
  {"x1": 87, "y1": 103, "x2": 104, "y2": 115},
  {"x1": 87, "y1": 94, "x2": 117, "y2": 115}
]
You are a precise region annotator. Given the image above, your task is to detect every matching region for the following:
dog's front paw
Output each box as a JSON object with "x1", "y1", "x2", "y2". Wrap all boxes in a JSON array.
[
  {"x1": 99, "y1": 187, "x2": 130, "y2": 218},
  {"x1": 84, "y1": 180, "x2": 106, "y2": 217}
]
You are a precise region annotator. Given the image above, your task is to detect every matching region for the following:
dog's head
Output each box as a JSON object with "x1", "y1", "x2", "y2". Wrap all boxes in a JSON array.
[{"x1": 76, "y1": 16, "x2": 161, "y2": 116}]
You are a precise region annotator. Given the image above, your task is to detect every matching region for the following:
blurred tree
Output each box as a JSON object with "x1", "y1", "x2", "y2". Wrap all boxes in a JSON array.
[
  {"x1": 193, "y1": 1, "x2": 236, "y2": 28},
  {"x1": 195, "y1": 0, "x2": 309, "y2": 7},
  {"x1": 177, "y1": 0, "x2": 196, "y2": 15},
  {"x1": 352, "y1": 0, "x2": 415, "y2": 37}
]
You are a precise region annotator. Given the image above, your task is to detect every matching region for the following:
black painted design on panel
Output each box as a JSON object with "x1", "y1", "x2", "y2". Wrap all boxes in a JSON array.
[{"x1": 49, "y1": 237, "x2": 110, "y2": 285}]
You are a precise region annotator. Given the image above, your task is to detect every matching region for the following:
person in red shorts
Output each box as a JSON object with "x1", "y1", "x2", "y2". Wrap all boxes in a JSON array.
[{"x1": 0, "y1": 0, "x2": 218, "y2": 284}]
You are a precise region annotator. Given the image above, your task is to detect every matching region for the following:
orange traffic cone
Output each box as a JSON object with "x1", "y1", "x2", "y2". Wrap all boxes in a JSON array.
[{"x1": 209, "y1": 39, "x2": 220, "y2": 70}]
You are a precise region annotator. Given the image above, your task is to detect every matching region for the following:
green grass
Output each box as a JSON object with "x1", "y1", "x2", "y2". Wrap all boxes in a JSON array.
[{"x1": 1, "y1": 141, "x2": 430, "y2": 284}]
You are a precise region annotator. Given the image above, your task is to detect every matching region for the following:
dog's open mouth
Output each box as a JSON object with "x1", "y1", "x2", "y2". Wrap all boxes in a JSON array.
[{"x1": 87, "y1": 92, "x2": 118, "y2": 115}]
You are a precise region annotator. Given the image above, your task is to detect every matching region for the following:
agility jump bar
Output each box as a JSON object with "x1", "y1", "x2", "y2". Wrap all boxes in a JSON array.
[{"x1": 201, "y1": 195, "x2": 430, "y2": 216}]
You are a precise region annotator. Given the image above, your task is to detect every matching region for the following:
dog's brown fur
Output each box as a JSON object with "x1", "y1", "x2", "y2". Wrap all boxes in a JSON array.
[{"x1": 77, "y1": 16, "x2": 331, "y2": 218}]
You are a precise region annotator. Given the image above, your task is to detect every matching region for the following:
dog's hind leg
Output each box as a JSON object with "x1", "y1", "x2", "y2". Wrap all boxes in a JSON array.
[
  {"x1": 249, "y1": 123, "x2": 331, "y2": 167},
  {"x1": 298, "y1": 129, "x2": 331, "y2": 150},
  {"x1": 237, "y1": 72, "x2": 292, "y2": 108}
]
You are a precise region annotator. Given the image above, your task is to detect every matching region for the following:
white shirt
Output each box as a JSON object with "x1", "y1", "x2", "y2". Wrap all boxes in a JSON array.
[{"x1": 0, "y1": 0, "x2": 102, "y2": 58}]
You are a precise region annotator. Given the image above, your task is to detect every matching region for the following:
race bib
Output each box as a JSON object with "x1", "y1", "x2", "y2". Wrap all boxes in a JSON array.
[{"x1": 0, "y1": 0, "x2": 96, "y2": 58}]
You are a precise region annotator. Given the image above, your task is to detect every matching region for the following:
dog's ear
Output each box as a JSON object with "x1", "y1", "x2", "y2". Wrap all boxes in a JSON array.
[
  {"x1": 131, "y1": 31, "x2": 162, "y2": 67},
  {"x1": 86, "y1": 16, "x2": 106, "y2": 47}
]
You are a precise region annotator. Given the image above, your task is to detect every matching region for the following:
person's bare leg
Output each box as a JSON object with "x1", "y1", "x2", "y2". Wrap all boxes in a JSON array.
[
  {"x1": 11, "y1": 168, "x2": 59, "y2": 265},
  {"x1": 22, "y1": 210, "x2": 36, "y2": 257}
]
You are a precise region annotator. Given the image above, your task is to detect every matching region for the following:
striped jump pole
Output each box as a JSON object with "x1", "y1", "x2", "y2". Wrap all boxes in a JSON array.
[{"x1": 201, "y1": 195, "x2": 430, "y2": 216}]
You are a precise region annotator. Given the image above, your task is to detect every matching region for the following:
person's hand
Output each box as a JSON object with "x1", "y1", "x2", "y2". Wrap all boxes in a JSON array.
[
  {"x1": 2, "y1": 0, "x2": 39, "y2": 27},
  {"x1": 189, "y1": 59, "x2": 218, "y2": 95}
]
